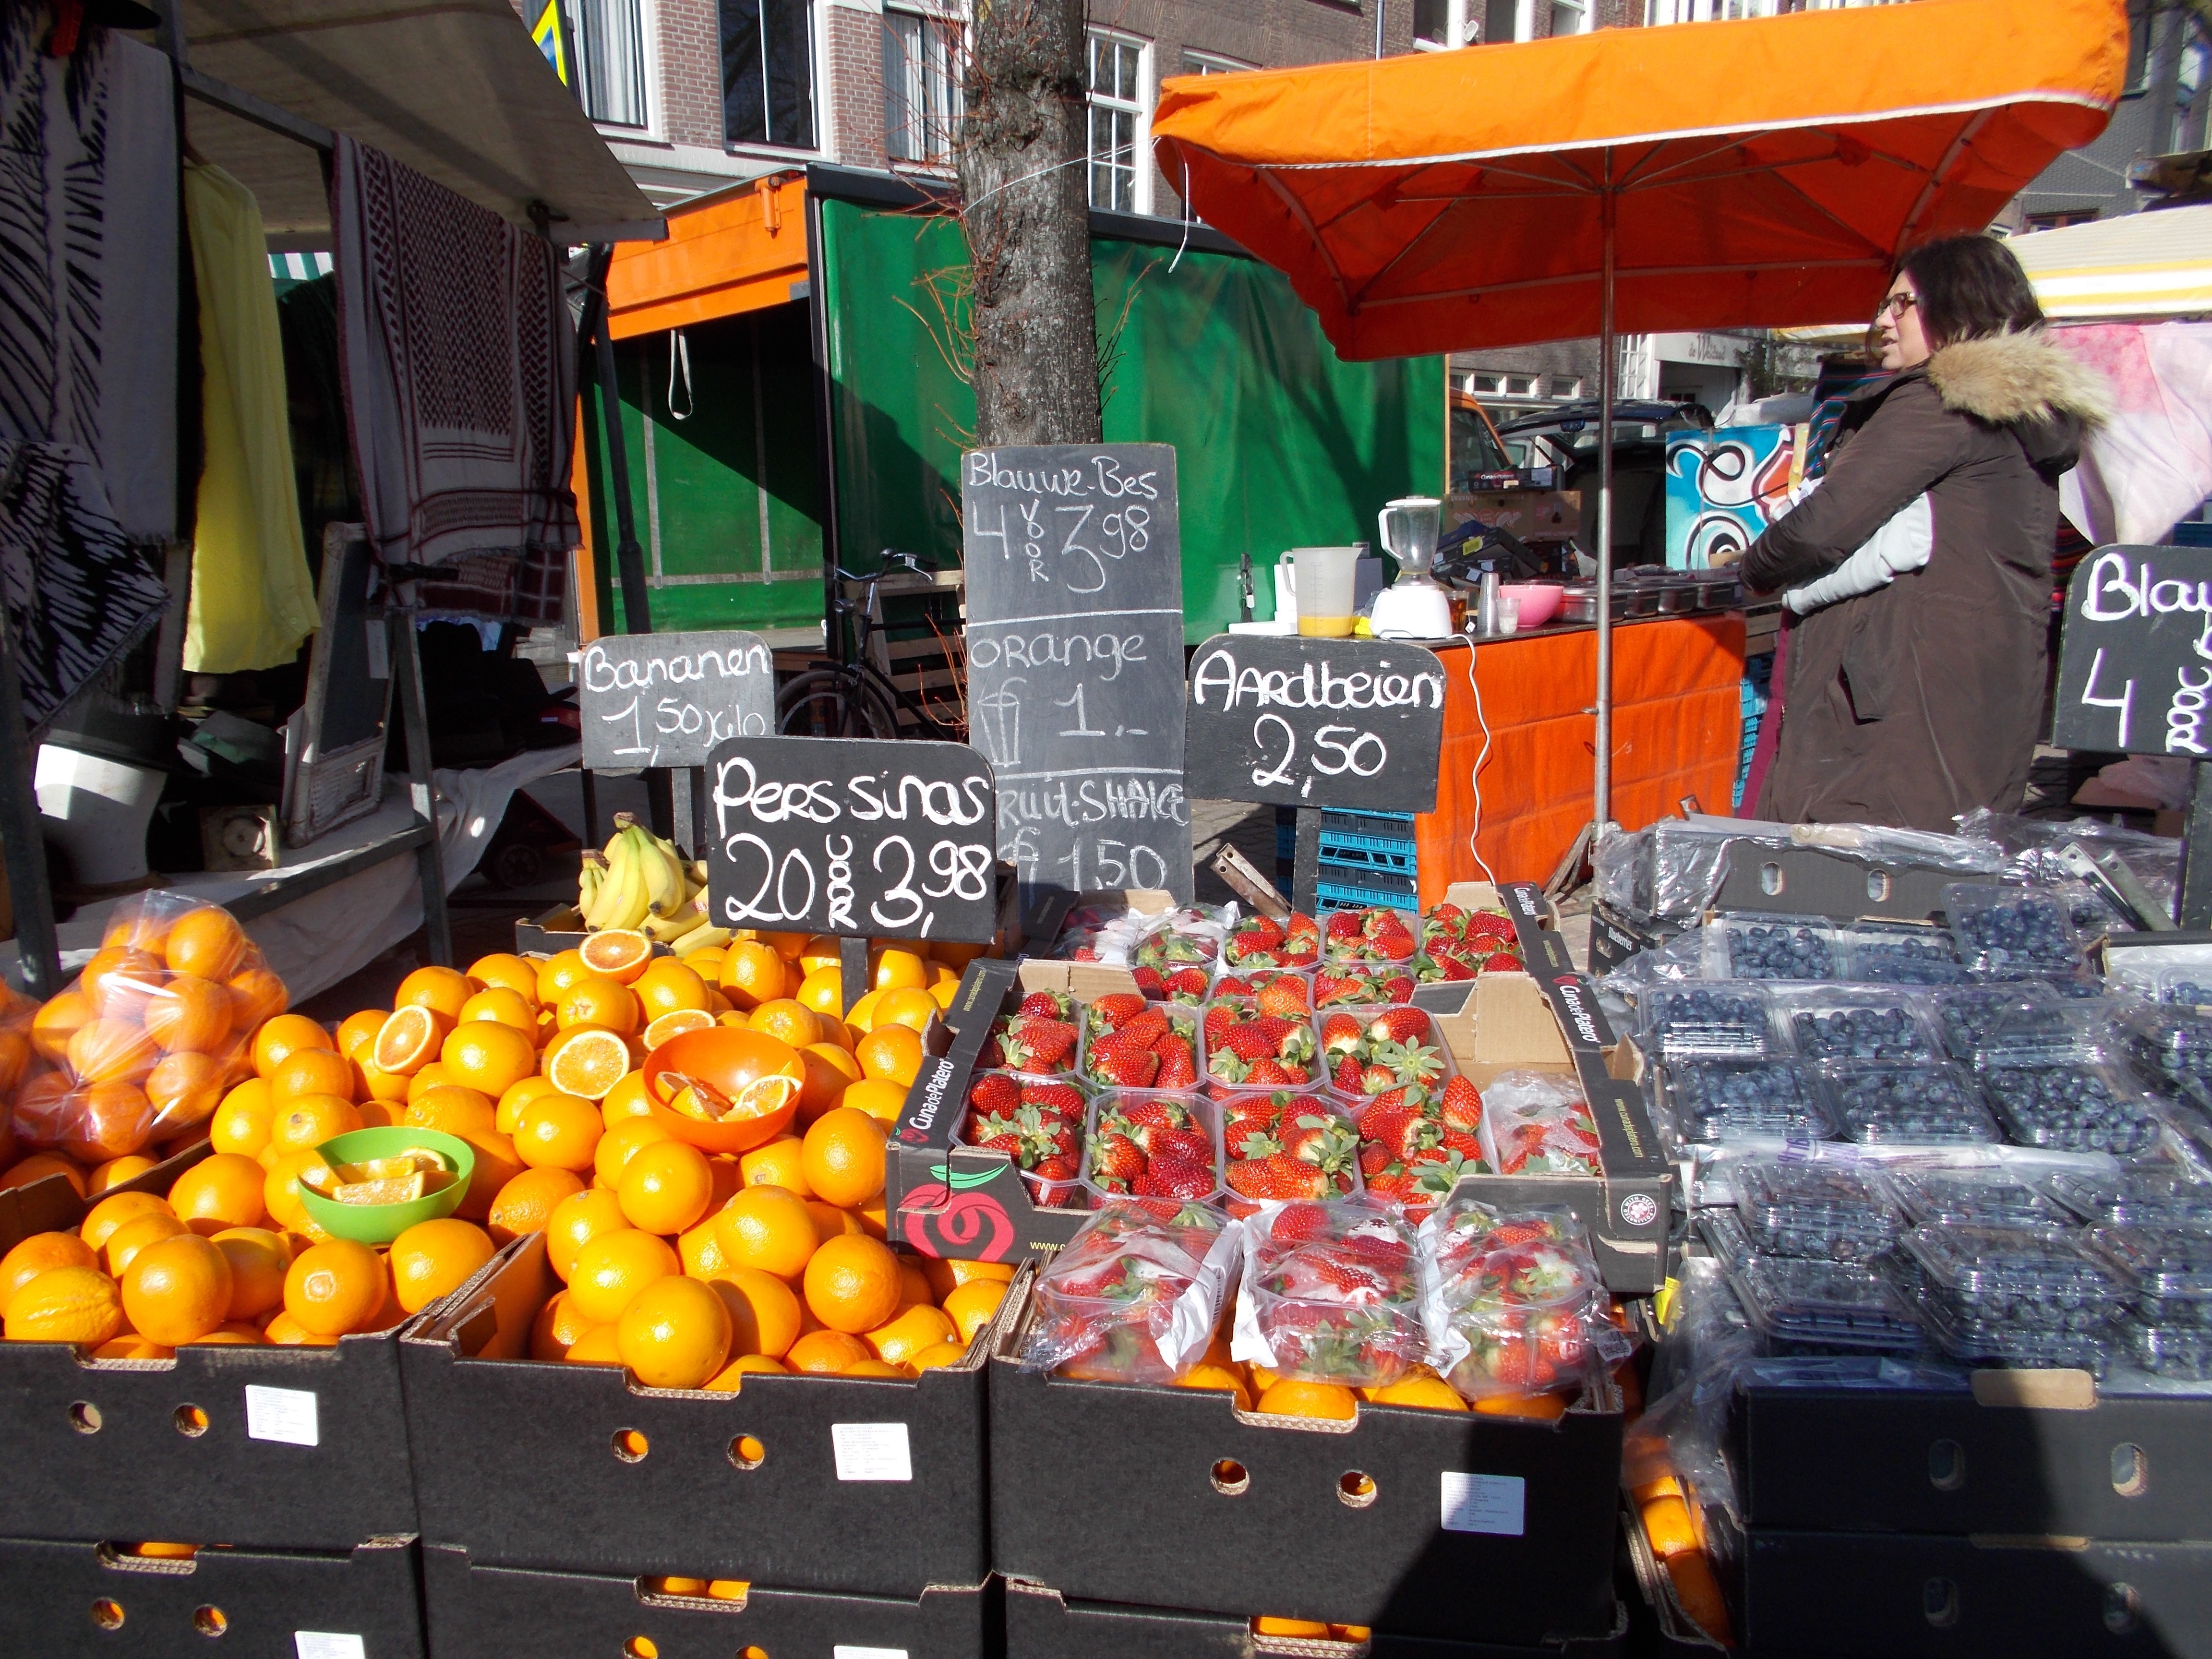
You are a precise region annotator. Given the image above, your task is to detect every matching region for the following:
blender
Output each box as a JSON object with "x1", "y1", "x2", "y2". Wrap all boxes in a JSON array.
[{"x1": 1370, "y1": 496, "x2": 1454, "y2": 637}]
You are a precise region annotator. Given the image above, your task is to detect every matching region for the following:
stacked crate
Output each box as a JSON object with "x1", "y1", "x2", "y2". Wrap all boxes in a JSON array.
[{"x1": 1277, "y1": 807, "x2": 1422, "y2": 912}]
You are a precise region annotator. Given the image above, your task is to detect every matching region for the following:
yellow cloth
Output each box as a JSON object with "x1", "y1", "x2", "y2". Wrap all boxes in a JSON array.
[{"x1": 182, "y1": 161, "x2": 319, "y2": 673}]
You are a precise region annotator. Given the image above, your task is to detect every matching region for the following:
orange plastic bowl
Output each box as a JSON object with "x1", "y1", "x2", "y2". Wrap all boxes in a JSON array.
[{"x1": 640, "y1": 1028, "x2": 805, "y2": 1154}]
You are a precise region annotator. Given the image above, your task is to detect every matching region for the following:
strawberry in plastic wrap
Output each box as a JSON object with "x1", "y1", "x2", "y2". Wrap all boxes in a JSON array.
[
  {"x1": 1231, "y1": 1197, "x2": 1426, "y2": 1387},
  {"x1": 1223, "y1": 1096, "x2": 1359, "y2": 1208},
  {"x1": 1479, "y1": 1070, "x2": 1603, "y2": 1177},
  {"x1": 961, "y1": 1072, "x2": 1091, "y2": 1206},
  {"x1": 1021, "y1": 1201, "x2": 1242, "y2": 1383},
  {"x1": 1419, "y1": 1197, "x2": 1624, "y2": 1402},
  {"x1": 1087, "y1": 1094, "x2": 1219, "y2": 1201}
]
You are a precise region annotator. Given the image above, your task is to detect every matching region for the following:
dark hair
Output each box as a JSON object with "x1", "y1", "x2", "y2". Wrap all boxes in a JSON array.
[{"x1": 1894, "y1": 234, "x2": 2044, "y2": 348}]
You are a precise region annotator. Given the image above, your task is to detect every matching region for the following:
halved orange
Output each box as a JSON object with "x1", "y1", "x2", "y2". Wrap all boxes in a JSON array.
[
  {"x1": 642, "y1": 1009, "x2": 715, "y2": 1052},
  {"x1": 579, "y1": 929, "x2": 653, "y2": 985},
  {"x1": 639, "y1": 1028, "x2": 804, "y2": 1154},
  {"x1": 545, "y1": 1026, "x2": 632, "y2": 1100},
  {"x1": 372, "y1": 1006, "x2": 453, "y2": 1078}
]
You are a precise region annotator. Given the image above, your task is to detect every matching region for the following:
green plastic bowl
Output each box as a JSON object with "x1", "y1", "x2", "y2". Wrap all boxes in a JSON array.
[{"x1": 298, "y1": 1127, "x2": 476, "y2": 1245}]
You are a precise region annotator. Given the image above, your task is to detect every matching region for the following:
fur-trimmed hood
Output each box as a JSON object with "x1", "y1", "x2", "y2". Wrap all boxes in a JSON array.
[{"x1": 1922, "y1": 328, "x2": 2109, "y2": 473}]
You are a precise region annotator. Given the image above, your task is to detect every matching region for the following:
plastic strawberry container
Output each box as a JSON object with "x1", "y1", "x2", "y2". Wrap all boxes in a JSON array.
[
  {"x1": 951, "y1": 1070, "x2": 1094, "y2": 1208},
  {"x1": 1317, "y1": 905, "x2": 1422, "y2": 965},
  {"x1": 1022, "y1": 1202, "x2": 1241, "y2": 1385},
  {"x1": 1313, "y1": 1004, "x2": 1457, "y2": 1104},
  {"x1": 1658, "y1": 1057, "x2": 1836, "y2": 1143},
  {"x1": 1311, "y1": 962, "x2": 1421, "y2": 1008},
  {"x1": 1078, "y1": 1090, "x2": 1224, "y2": 1206},
  {"x1": 1730, "y1": 1256, "x2": 1926, "y2": 1355},
  {"x1": 1230, "y1": 1198, "x2": 1427, "y2": 1388},
  {"x1": 1732, "y1": 1160, "x2": 1904, "y2": 1264},
  {"x1": 1479, "y1": 1070, "x2": 1603, "y2": 1178},
  {"x1": 1204, "y1": 965, "x2": 1316, "y2": 1015},
  {"x1": 1077, "y1": 1001, "x2": 1203, "y2": 1092},
  {"x1": 1197, "y1": 1000, "x2": 1323, "y2": 1091},
  {"x1": 1221, "y1": 1094, "x2": 1364, "y2": 1210},
  {"x1": 1639, "y1": 983, "x2": 1778, "y2": 1059}
]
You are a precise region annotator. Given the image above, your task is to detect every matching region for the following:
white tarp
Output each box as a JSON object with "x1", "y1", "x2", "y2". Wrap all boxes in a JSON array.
[{"x1": 2052, "y1": 322, "x2": 2212, "y2": 546}]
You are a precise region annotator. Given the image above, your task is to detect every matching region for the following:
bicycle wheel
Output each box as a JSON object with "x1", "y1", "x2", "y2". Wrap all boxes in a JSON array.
[{"x1": 778, "y1": 669, "x2": 899, "y2": 739}]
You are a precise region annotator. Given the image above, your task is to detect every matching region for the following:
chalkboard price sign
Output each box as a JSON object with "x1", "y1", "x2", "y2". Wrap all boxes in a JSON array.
[
  {"x1": 706, "y1": 736, "x2": 1001, "y2": 943},
  {"x1": 579, "y1": 630, "x2": 775, "y2": 770},
  {"x1": 962, "y1": 443, "x2": 1192, "y2": 901},
  {"x1": 1183, "y1": 634, "x2": 1448, "y2": 814},
  {"x1": 2052, "y1": 546, "x2": 2212, "y2": 758}
]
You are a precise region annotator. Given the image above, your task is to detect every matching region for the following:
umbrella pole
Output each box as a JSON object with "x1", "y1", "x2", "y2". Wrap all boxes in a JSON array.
[{"x1": 1595, "y1": 163, "x2": 1616, "y2": 830}]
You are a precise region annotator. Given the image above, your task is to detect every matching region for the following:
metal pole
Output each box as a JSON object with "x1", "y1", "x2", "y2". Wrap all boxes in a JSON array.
[
  {"x1": 1595, "y1": 157, "x2": 1616, "y2": 829},
  {"x1": 0, "y1": 614, "x2": 60, "y2": 997},
  {"x1": 2183, "y1": 762, "x2": 2212, "y2": 929},
  {"x1": 1374, "y1": 0, "x2": 1387, "y2": 57}
]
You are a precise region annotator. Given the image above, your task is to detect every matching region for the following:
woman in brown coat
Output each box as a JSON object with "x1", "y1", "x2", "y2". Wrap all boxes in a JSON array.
[{"x1": 1744, "y1": 235, "x2": 2110, "y2": 832}]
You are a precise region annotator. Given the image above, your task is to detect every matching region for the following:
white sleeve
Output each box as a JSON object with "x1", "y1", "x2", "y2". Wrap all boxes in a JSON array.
[{"x1": 1782, "y1": 493, "x2": 1934, "y2": 615}]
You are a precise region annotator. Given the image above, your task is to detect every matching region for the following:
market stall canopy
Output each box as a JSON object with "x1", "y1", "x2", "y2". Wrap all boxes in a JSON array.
[
  {"x1": 2007, "y1": 204, "x2": 2212, "y2": 321},
  {"x1": 1150, "y1": 0, "x2": 2128, "y2": 360},
  {"x1": 174, "y1": 0, "x2": 660, "y2": 243},
  {"x1": 606, "y1": 175, "x2": 809, "y2": 339}
]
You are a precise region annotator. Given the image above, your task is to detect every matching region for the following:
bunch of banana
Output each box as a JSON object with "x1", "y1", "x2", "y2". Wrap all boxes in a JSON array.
[{"x1": 577, "y1": 814, "x2": 733, "y2": 952}]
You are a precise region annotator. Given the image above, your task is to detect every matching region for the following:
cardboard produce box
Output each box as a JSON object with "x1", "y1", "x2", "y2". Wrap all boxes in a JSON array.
[
  {"x1": 399, "y1": 1232, "x2": 988, "y2": 1598},
  {"x1": 421, "y1": 1544, "x2": 991, "y2": 1659},
  {"x1": 0, "y1": 1143, "x2": 417, "y2": 1551},
  {"x1": 1004, "y1": 1578, "x2": 1631, "y2": 1659},
  {"x1": 988, "y1": 1274, "x2": 1623, "y2": 1645},
  {"x1": 1728, "y1": 1530, "x2": 2212, "y2": 1659},
  {"x1": 0, "y1": 1534, "x2": 424, "y2": 1658},
  {"x1": 1729, "y1": 1367, "x2": 2212, "y2": 1541}
]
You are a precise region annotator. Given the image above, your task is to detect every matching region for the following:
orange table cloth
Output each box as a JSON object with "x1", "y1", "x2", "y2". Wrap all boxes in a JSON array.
[{"x1": 1414, "y1": 618, "x2": 1745, "y2": 900}]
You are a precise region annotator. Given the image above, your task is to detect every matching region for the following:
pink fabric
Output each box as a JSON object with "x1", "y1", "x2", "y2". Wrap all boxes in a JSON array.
[
  {"x1": 331, "y1": 137, "x2": 578, "y2": 623},
  {"x1": 2050, "y1": 323, "x2": 2212, "y2": 546}
]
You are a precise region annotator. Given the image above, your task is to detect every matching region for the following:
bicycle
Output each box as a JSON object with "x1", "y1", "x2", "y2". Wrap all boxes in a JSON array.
[{"x1": 776, "y1": 550, "x2": 968, "y2": 740}]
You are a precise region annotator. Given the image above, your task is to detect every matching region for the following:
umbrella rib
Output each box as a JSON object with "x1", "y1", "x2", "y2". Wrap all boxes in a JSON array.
[
  {"x1": 1357, "y1": 254, "x2": 1889, "y2": 309},
  {"x1": 1349, "y1": 201, "x2": 1465, "y2": 309},
  {"x1": 1255, "y1": 166, "x2": 1355, "y2": 312},
  {"x1": 1897, "y1": 109, "x2": 1993, "y2": 252},
  {"x1": 1615, "y1": 135, "x2": 1737, "y2": 193},
  {"x1": 1759, "y1": 165, "x2": 1894, "y2": 265}
]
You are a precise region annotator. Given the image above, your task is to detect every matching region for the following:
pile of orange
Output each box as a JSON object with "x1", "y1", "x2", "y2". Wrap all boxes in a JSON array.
[
  {"x1": 0, "y1": 899, "x2": 293, "y2": 1199},
  {"x1": 0, "y1": 1153, "x2": 497, "y2": 1351},
  {"x1": 1166, "y1": 1338, "x2": 1571, "y2": 1423}
]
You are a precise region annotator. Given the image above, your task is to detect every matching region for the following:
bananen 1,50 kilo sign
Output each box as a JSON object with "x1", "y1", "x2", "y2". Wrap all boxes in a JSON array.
[{"x1": 705, "y1": 735, "x2": 1002, "y2": 944}]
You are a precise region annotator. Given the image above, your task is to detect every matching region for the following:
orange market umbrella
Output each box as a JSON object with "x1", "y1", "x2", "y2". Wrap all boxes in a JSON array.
[{"x1": 1152, "y1": 0, "x2": 2126, "y2": 826}]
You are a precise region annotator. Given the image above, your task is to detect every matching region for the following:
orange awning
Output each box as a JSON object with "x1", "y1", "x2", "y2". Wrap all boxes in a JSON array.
[
  {"x1": 607, "y1": 175, "x2": 810, "y2": 340},
  {"x1": 1151, "y1": 0, "x2": 2128, "y2": 360}
]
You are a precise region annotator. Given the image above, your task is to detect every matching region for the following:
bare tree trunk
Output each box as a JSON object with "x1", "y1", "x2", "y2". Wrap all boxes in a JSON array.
[{"x1": 957, "y1": 0, "x2": 1103, "y2": 447}]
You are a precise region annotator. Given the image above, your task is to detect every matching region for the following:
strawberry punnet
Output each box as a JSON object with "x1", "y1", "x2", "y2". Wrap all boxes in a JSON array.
[
  {"x1": 1204, "y1": 1009, "x2": 1317, "y2": 1087},
  {"x1": 1233, "y1": 1197, "x2": 1425, "y2": 1388},
  {"x1": 980, "y1": 1012, "x2": 1079, "y2": 1075},
  {"x1": 1088, "y1": 1095, "x2": 1218, "y2": 1200}
]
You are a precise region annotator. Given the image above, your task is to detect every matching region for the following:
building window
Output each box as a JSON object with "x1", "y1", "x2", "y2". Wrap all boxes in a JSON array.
[
  {"x1": 1182, "y1": 48, "x2": 1249, "y2": 75},
  {"x1": 1087, "y1": 31, "x2": 1150, "y2": 215},
  {"x1": 721, "y1": 0, "x2": 816, "y2": 150},
  {"x1": 1414, "y1": 0, "x2": 1476, "y2": 47},
  {"x1": 2024, "y1": 209, "x2": 2100, "y2": 232},
  {"x1": 1549, "y1": 376, "x2": 1584, "y2": 398},
  {"x1": 1548, "y1": 0, "x2": 1589, "y2": 34},
  {"x1": 884, "y1": 9, "x2": 960, "y2": 165},
  {"x1": 573, "y1": 0, "x2": 651, "y2": 128}
]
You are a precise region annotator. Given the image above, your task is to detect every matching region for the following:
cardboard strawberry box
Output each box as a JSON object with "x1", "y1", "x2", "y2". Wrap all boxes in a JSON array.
[
  {"x1": 0, "y1": 1534, "x2": 425, "y2": 1658},
  {"x1": 987, "y1": 1271, "x2": 1623, "y2": 1644},
  {"x1": 398, "y1": 1232, "x2": 988, "y2": 1598},
  {"x1": 0, "y1": 1142, "x2": 419, "y2": 1551},
  {"x1": 421, "y1": 1544, "x2": 991, "y2": 1659},
  {"x1": 1004, "y1": 1578, "x2": 1631, "y2": 1659}
]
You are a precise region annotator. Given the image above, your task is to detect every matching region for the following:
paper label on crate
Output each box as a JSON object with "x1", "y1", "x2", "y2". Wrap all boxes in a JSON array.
[
  {"x1": 831, "y1": 1422, "x2": 914, "y2": 1481},
  {"x1": 1439, "y1": 1472, "x2": 1526, "y2": 1536},
  {"x1": 245, "y1": 1385, "x2": 320, "y2": 1448},
  {"x1": 832, "y1": 1649, "x2": 909, "y2": 1659},
  {"x1": 294, "y1": 1635, "x2": 366, "y2": 1659}
]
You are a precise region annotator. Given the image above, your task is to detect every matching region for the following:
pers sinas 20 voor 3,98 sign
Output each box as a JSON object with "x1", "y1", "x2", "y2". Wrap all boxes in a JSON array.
[{"x1": 705, "y1": 736, "x2": 1000, "y2": 944}]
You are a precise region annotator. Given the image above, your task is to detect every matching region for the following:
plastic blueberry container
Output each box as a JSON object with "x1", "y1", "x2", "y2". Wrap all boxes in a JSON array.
[
  {"x1": 2155, "y1": 968, "x2": 2212, "y2": 1010},
  {"x1": 1943, "y1": 882, "x2": 2084, "y2": 975},
  {"x1": 1776, "y1": 987, "x2": 1943, "y2": 1064},
  {"x1": 1078, "y1": 1089, "x2": 1225, "y2": 1206},
  {"x1": 1912, "y1": 1290, "x2": 2115, "y2": 1375},
  {"x1": 1932, "y1": 983, "x2": 2060, "y2": 1065},
  {"x1": 1730, "y1": 1255, "x2": 1927, "y2": 1354},
  {"x1": 1660, "y1": 1056, "x2": 1837, "y2": 1143},
  {"x1": 1887, "y1": 1163, "x2": 2073, "y2": 1228},
  {"x1": 2041, "y1": 1166, "x2": 2212, "y2": 1228},
  {"x1": 1713, "y1": 914, "x2": 1841, "y2": 981},
  {"x1": 1733, "y1": 1159, "x2": 1905, "y2": 1264},
  {"x1": 1820, "y1": 1060, "x2": 2003, "y2": 1146},
  {"x1": 1899, "y1": 1223, "x2": 2126, "y2": 1335},
  {"x1": 1977, "y1": 1058, "x2": 2165, "y2": 1156},
  {"x1": 2123, "y1": 1321, "x2": 2212, "y2": 1380},
  {"x1": 2116, "y1": 1002, "x2": 2212, "y2": 1087},
  {"x1": 2087, "y1": 1225, "x2": 2212, "y2": 1328},
  {"x1": 1694, "y1": 1206, "x2": 1758, "y2": 1272},
  {"x1": 1971, "y1": 999, "x2": 2127, "y2": 1069},
  {"x1": 1640, "y1": 982, "x2": 1779, "y2": 1059},
  {"x1": 1837, "y1": 923, "x2": 1964, "y2": 982}
]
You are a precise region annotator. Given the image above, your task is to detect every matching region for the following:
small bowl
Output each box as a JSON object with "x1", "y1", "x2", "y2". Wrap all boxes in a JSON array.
[
  {"x1": 299, "y1": 1127, "x2": 475, "y2": 1245},
  {"x1": 641, "y1": 1028, "x2": 805, "y2": 1154},
  {"x1": 1499, "y1": 583, "x2": 1564, "y2": 628}
]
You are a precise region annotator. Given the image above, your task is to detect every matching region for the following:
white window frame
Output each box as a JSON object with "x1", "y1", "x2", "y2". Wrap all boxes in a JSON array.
[
  {"x1": 1182, "y1": 48, "x2": 1251, "y2": 76},
  {"x1": 721, "y1": 0, "x2": 827, "y2": 158},
  {"x1": 1086, "y1": 27, "x2": 1153, "y2": 216},
  {"x1": 883, "y1": 2, "x2": 962, "y2": 170},
  {"x1": 1545, "y1": 0, "x2": 1591, "y2": 37},
  {"x1": 575, "y1": 0, "x2": 661, "y2": 136},
  {"x1": 1413, "y1": 0, "x2": 1476, "y2": 49}
]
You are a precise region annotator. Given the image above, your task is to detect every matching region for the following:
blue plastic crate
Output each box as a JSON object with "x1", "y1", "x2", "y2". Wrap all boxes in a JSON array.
[
  {"x1": 1319, "y1": 838, "x2": 1418, "y2": 874},
  {"x1": 1316, "y1": 865, "x2": 1419, "y2": 910}
]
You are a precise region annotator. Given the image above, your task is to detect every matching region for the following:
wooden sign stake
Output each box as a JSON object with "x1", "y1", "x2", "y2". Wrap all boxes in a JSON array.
[
  {"x1": 1292, "y1": 807, "x2": 1323, "y2": 916},
  {"x1": 841, "y1": 935, "x2": 871, "y2": 1018}
]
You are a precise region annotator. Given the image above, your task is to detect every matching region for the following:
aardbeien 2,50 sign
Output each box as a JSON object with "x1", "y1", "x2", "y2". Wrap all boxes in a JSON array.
[
  {"x1": 705, "y1": 736, "x2": 1000, "y2": 943},
  {"x1": 2053, "y1": 545, "x2": 2212, "y2": 758},
  {"x1": 1183, "y1": 634, "x2": 1447, "y2": 814}
]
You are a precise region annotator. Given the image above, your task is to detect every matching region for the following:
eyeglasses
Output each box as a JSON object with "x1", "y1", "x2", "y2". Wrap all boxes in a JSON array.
[{"x1": 1876, "y1": 291, "x2": 1919, "y2": 321}]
